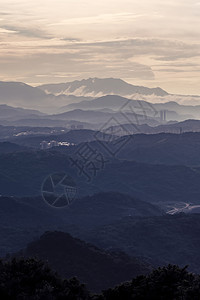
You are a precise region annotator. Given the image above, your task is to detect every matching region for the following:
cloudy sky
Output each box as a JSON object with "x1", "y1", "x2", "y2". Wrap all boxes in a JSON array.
[{"x1": 0, "y1": 0, "x2": 200, "y2": 94}]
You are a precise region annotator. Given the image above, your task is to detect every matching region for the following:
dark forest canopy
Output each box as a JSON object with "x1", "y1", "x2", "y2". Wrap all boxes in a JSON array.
[{"x1": 1, "y1": 258, "x2": 200, "y2": 300}]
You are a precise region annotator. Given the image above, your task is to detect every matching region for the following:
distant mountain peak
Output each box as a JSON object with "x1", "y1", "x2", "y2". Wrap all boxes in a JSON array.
[{"x1": 38, "y1": 77, "x2": 168, "y2": 98}]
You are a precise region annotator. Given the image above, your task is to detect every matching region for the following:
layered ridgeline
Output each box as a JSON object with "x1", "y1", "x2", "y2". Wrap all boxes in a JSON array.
[
  {"x1": 1, "y1": 79, "x2": 200, "y2": 115},
  {"x1": 2, "y1": 95, "x2": 200, "y2": 128},
  {"x1": 0, "y1": 192, "x2": 162, "y2": 256},
  {"x1": 38, "y1": 77, "x2": 200, "y2": 105},
  {"x1": 0, "y1": 81, "x2": 91, "y2": 113},
  {"x1": 2, "y1": 132, "x2": 200, "y2": 205},
  {"x1": 38, "y1": 77, "x2": 168, "y2": 97}
]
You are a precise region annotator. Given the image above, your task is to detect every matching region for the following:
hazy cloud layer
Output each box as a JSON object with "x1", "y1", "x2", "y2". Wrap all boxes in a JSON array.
[{"x1": 0, "y1": 0, "x2": 200, "y2": 94}]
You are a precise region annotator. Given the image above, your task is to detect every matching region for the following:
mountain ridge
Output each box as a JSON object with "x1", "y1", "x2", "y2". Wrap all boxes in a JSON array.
[
  {"x1": 38, "y1": 77, "x2": 168, "y2": 97},
  {"x1": 18, "y1": 230, "x2": 151, "y2": 292}
]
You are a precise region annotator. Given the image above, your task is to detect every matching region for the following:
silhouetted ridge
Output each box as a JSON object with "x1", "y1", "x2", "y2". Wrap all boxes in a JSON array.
[{"x1": 21, "y1": 231, "x2": 150, "y2": 291}]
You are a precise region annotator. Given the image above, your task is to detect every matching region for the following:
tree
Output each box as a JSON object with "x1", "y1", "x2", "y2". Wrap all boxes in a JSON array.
[
  {"x1": 0, "y1": 257, "x2": 91, "y2": 300},
  {"x1": 95, "y1": 265, "x2": 200, "y2": 300}
]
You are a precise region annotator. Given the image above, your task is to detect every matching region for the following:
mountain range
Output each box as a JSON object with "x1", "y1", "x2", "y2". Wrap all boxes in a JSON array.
[
  {"x1": 3, "y1": 75, "x2": 200, "y2": 296},
  {"x1": 0, "y1": 81, "x2": 91, "y2": 113},
  {"x1": 38, "y1": 77, "x2": 168, "y2": 97},
  {"x1": 38, "y1": 77, "x2": 200, "y2": 106},
  {"x1": 0, "y1": 104, "x2": 45, "y2": 120},
  {"x1": 64, "y1": 95, "x2": 200, "y2": 118},
  {"x1": 2, "y1": 95, "x2": 200, "y2": 130},
  {"x1": 1, "y1": 79, "x2": 200, "y2": 116},
  {"x1": 1, "y1": 141, "x2": 200, "y2": 209},
  {"x1": 61, "y1": 95, "x2": 197, "y2": 121}
]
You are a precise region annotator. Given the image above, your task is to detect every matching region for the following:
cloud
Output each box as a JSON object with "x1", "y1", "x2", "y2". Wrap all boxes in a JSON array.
[
  {"x1": 51, "y1": 12, "x2": 146, "y2": 26},
  {"x1": 55, "y1": 38, "x2": 200, "y2": 63},
  {"x1": 42, "y1": 37, "x2": 198, "y2": 58},
  {"x1": 0, "y1": 27, "x2": 16, "y2": 34},
  {"x1": 0, "y1": 0, "x2": 200, "y2": 94},
  {"x1": 61, "y1": 37, "x2": 82, "y2": 42},
  {"x1": 0, "y1": 12, "x2": 11, "y2": 16},
  {"x1": 0, "y1": 45, "x2": 155, "y2": 84},
  {"x1": 0, "y1": 36, "x2": 199, "y2": 87},
  {"x1": 154, "y1": 68, "x2": 200, "y2": 73},
  {"x1": 0, "y1": 25, "x2": 52, "y2": 39}
]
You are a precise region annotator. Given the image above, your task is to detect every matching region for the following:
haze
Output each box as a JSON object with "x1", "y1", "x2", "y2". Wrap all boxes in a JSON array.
[{"x1": 0, "y1": 0, "x2": 200, "y2": 95}]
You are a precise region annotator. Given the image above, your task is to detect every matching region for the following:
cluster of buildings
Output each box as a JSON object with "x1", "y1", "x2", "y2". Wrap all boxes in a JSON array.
[{"x1": 40, "y1": 140, "x2": 73, "y2": 150}]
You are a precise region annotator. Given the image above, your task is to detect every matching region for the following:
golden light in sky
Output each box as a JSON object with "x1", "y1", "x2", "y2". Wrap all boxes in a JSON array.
[{"x1": 0, "y1": 0, "x2": 200, "y2": 94}]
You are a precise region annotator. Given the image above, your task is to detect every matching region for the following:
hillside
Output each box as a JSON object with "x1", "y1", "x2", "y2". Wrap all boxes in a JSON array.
[
  {"x1": 0, "y1": 142, "x2": 28, "y2": 153},
  {"x1": 67, "y1": 132, "x2": 200, "y2": 166},
  {"x1": 9, "y1": 129, "x2": 112, "y2": 147},
  {"x1": 20, "y1": 231, "x2": 150, "y2": 291},
  {"x1": 1, "y1": 147, "x2": 200, "y2": 206},
  {"x1": 0, "y1": 82, "x2": 47, "y2": 102},
  {"x1": 0, "y1": 104, "x2": 45, "y2": 120},
  {"x1": 0, "y1": 193, "x2": 161, "y2": 256},
  {"x1": 85, "y1": 213, "x2": 200, "y2": 274},
  {"x1": 0, "y1": 81, "x2": 88, "y2": 113}
]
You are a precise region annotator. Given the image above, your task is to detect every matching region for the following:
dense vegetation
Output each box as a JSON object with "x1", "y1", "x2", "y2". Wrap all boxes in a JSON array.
[
  {"x1": 1, "y1": 258, "x2": 200, "y2": 299},
  {"x1": 95, "y1": 264, "x2": 200, "y2": 300},
  {"x1": 0, "y1": 258, "x2": 90, "y2": 300}
]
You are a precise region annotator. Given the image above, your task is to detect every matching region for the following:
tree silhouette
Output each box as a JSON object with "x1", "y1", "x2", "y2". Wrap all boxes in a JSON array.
[
  {"x1": 0, "y1": 258, "x2": 90, "y2": 300},
  {"x1": 95, "y1": 265, "x2": 200, "y2": 300},
  {"x1": 2, "y1": 259, "x2": 200, "y2": 299}
]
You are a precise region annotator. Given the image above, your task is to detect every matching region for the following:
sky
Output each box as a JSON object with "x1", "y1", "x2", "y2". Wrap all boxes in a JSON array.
[{"x1": 0, "y1": 0, "x2": 200, "y2": 95}]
